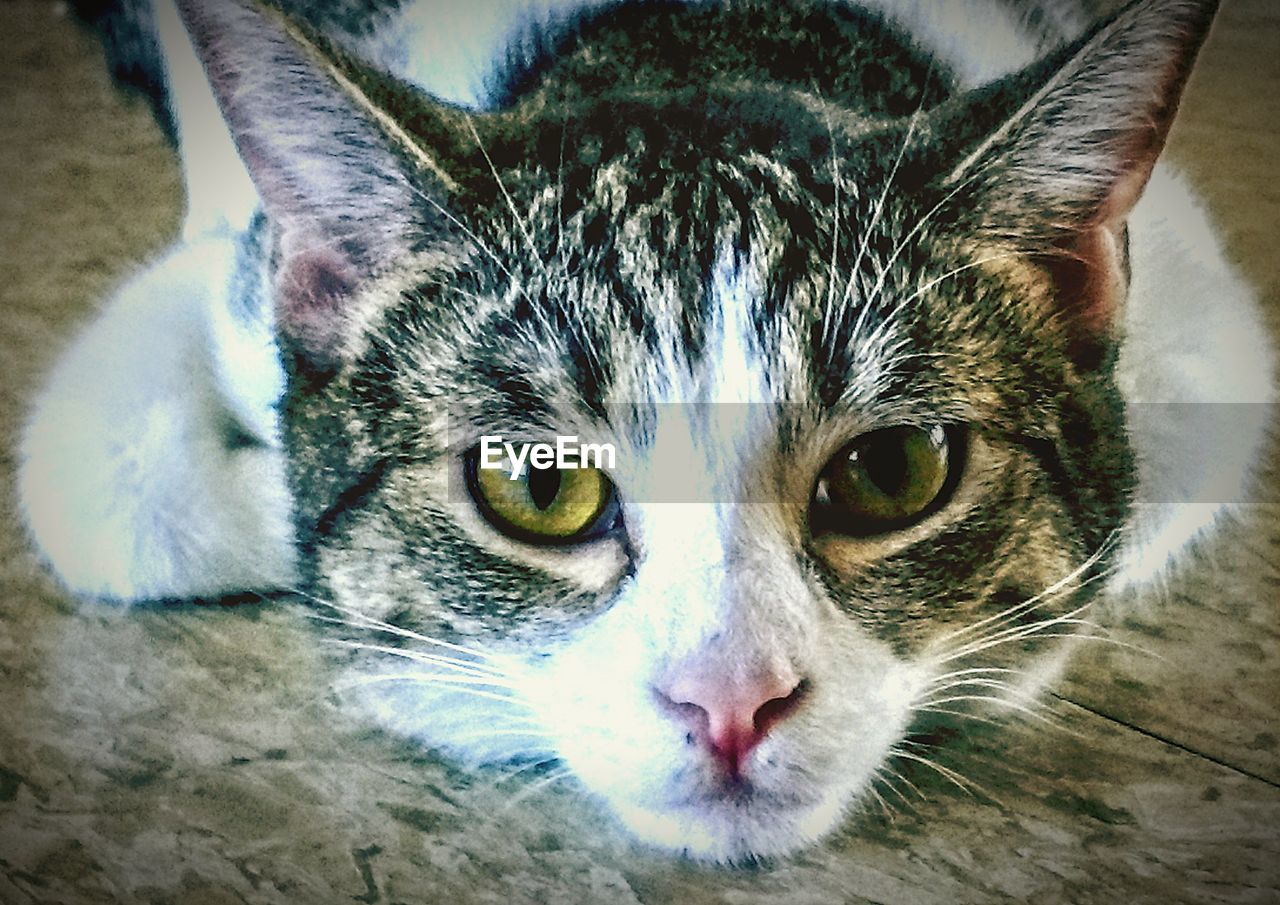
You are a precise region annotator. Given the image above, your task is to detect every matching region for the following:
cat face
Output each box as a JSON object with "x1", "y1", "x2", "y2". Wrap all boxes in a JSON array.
[
  {"x1": 292, "y1": 172, "x2": 1128, "y2": 858},
  {"x1": 175, "y1": 0, "x2": 1216, "y2": 860}
]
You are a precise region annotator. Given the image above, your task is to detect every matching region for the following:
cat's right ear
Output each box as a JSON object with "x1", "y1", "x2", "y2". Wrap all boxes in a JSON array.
[{"x1": 174, "y1": 0, "x2": 457, "y2": 371}]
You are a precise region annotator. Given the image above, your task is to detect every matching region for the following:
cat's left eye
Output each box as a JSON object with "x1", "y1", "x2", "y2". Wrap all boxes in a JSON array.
[
  {"x1": 465, "y1": 450, "x2": 619, "y2": 545},
  {"x1": 811, "y1": 424, "x2": 958, "y2": 537}
]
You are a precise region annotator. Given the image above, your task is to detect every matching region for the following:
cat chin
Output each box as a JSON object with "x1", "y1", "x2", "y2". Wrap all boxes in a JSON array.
[
  {"x1": 545, "y1": 731, "x2": 890, "y2": 862},
  {"x1": 538, "y1": 672, "x2": 912, "y2": 862},
  {"x1": 564, "y1": 744, "x2": 863, "y2": 862},
  {"x1": 609, "y1": 792, "x2": 850, "y2": 863}
]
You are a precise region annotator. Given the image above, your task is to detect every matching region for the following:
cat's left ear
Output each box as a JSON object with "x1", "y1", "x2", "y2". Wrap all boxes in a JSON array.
[{"x1": 941, "y1": 0, "x2": 1219, "y2": 336}]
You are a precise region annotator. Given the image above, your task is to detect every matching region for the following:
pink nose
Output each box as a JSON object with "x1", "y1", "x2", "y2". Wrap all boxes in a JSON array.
[{"x1": 656, "y1": 668, "x2": 808, "y2": 779}]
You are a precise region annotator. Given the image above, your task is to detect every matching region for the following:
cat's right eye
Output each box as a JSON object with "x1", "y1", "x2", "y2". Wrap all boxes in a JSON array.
[
  {"x1": 810, "y1": 424, "x2": 958, "y2": 537},
  {"x1": 465, "y1": 449, "x2": 620, "y2": 545}
]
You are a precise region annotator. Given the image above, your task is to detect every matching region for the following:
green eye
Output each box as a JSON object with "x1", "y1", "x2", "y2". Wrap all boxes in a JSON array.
[
  {"x1": 467, "y1": 450, "x2": 617, "y2": 544},
  {"x1": 814, "y1": 425, "x2": 954, "y2": 535}
]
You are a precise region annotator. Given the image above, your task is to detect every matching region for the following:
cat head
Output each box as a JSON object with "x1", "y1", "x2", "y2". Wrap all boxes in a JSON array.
[{"x1": 177, "y1": 0, "x2": 1217, "y2": 860}]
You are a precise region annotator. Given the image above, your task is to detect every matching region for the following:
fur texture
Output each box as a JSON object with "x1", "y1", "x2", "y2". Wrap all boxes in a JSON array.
[{"x1": 17, "y1": 0, "x2": 1274, "y2": 862}]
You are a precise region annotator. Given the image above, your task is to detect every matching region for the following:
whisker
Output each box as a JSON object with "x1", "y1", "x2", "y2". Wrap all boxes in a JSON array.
[
  {"x1": 915, "y1": 698, "x2": 1085, "y2": 739},
  {"x1": 873, "y1": 767, "x2": 922, "y2": 814},
  {"x1": 956, "y1": 631, "x2": 1160, "y2": 661},
  {"x1": 891, "y1": 749, "x2": 1005, "y2": 809},
  {"x1": 297, "y1": 594, "x2": 499, "y2": 662},
  {"x1": 491, "y1": 754, "x2": 560, "y2": 786},
  {"x1": 912, "y1": 705, "x2": 1004, "y2": 728},
  {"x1": 930, "y1": 535, "x2": 1120, "y2": 649},
  {"x1": 862, "y1": 779, "x2": 896, "y2": 821},
  {"x1": 857, "y1": 159, "x2": 991, "y2": 320},
  {"x1": 503, "y1": 766, "x2": 576, "y2": 811},
  {"x1": 921, "y1": 676, "x2": 1019, "y2": 694},
  {"x1": 465, "y1": 113, "x2": 549, "y2": 279},
  {"x1": 323, "y1": 638, "x2": 510, "y2": 680},
  {"x1": 923, "y1": 666, "x2": 1026, "y2": 689},
  {"x1": 442, "y1": 724, "x2": 554, "y2": 747},
  {"x1": 890, "y1": 749, "x2": 978, "y2": 798},
  {"x1": 332, "y1": 674, "x2": 528, "y2": 708},
  {"x1": 931, "y1": 554, "x2": 1126, "y2": 664},
  {"x1": 937, "y1": 610, "x2": 1136, "y2": 664},
  {"x1": 835, "y1": 110, "x2": 921, "y2": 341},
  {"x1": 882, "y1": 766, "x2": 926, "y2": 802},
  {"x1": 921, "y1": 678, "x2": 1033, "y2": 700},
  {"x1": 937, "y1": 624, "x2": 1085, "y2": 663},
  {"x1": 553, "y1": 123, "x2": 574, "y2": 277},
  {"x1": 335, "y1": 671, "x2": 519, "y2": 691},
  {"x1": 914, "y1": 694, "x2": 1064, "y2": 729},
  {"x1": 822, "y1": 108, "x2": 844, "y2": 323},
  {"x1": 403, "y1": 181, "x2": 536, "y2": 306},
  {"x1": 857, "y1": 252, "x2": 1025, "y2": 353}
]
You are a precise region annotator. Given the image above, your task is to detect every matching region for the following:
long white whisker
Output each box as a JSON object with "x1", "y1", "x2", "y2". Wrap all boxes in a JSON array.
[
  {"x1": 836, "y1": 111, "x2": 920, "y2": 340},
  {"x1": 921, "y1": 677, "x2": 1023, "y2": 697},
  {"x1": 884, "y1": 765, "x2": 927, "y2": 802},
  {"x1": 891, "y1": 749, "x2": 988, "y2": 801},
  {"x1": 923, "y1": 666, "x2": 1026, "y2": 689},
  {"x1": 938, "y1": 608, "x2": 1112, "y2": 663},
  {"x1": 298, "y1": 595, "x2": 500, "y2": 663},
  {"x1": 952, "y1": 631, "x2": 1160, "y2": 661},
  {"x1": 443, "y1": 725, "x2": 553, "y2": 746},
  {"x1": 862, "y1": 780, "x2": 896, "y2": 820},
  {"x1": 402, "y1": 181, "x2": 537, "y2": 307},
  {"x1": 875, "y1": 766, "x2": 923, "y2": 808},
  {"x1": 556, "y1": 123, "x2": 569, "y2": 270},
  {"x1": 914, "y1": 694, "x2": 1063, "y2": 728},
  {"x1": 931, "y1": 564, "x2": 1123, "y2": 663},
  {"x1": 466, "y1": 113, "x2": 549, "y2": 279},
  {"x1": 857, "y1": 252, "x2": 1024, "y2": 353},
  {"x1": 930, "y1": 535, "x2": 1120, "y2": 649},
  {"x1": 491, "y1": 755, "x2": 561, "y2": 788},
  {"x1": 333, "y1": 674, "x2": 528, "y2": 708},
  {"x1": 938, "y1": 621, "x2": 1089, "y2": 663},
  {"x1": 822, "y1": 109, "x2": 843, "y2": 322},
  {"x1": 335, "y1": 671, "x2": 519, "y2": 691},
  {"x1": 502, "y1": 766, "x2": 576, "y2": 811},
  {"x1": 324, "y1": 639, "x2": 509, "y2": 680},
  {"x1": 912, "y1": 706, "x2": 1003, "y2": 728},
  {"x1": 857, "y1": 159, "x2": 999, "y2": 328}
]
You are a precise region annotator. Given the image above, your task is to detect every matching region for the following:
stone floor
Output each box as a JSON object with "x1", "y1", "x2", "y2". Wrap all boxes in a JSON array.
[{"x1": 1, "y1": 1, "x2": 1277, "y2": 902}]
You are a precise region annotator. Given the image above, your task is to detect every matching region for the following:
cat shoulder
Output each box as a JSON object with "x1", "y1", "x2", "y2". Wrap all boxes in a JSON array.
[
  {"x1": 1111, "y1": 165, "x2": 1275, "y2": 589},
  {"x1": 18, "y1": 235, "x2": 297, "y2": 602}
]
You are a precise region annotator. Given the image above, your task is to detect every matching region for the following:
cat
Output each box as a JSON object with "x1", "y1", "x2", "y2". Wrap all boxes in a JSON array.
[{"x1": 18, "y1": 0, "x2": 1275, "y2": 862}]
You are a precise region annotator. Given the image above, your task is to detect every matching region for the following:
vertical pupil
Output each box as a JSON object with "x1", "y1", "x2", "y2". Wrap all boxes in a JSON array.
[
  {"x1": 856, "y1": 438, "x2": 908, "y2": 496},
  {"x1": 527, "y1": 466, "x2": 562, "y2": 511}
]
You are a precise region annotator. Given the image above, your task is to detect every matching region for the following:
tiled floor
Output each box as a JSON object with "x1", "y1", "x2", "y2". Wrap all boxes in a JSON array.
[{"x1": 1, "y1": 1, "x2": 1276, "y2": 902}]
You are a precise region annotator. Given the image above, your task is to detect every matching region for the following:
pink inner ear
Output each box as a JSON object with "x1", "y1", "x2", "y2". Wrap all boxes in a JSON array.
[
  {"x1": 1042, "y1": 223, "x2": 1125, "y2": 349},
  {"x1": 276, "y1": 243, "x2": 361, "y2": 368}
]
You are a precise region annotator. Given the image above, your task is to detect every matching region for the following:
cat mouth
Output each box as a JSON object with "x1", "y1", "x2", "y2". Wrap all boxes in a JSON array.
[
  {"x1": 610, "y1": 780, "x2": 842, "y2": 861},
  {"x1": 668, "y1": 774, "x2": 816, "y2": 812}
]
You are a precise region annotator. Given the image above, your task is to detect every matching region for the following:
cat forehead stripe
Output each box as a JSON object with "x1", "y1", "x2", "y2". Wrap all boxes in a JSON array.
[{"x1": 707, "y1": 247, "x2": 768, "y2": 405}]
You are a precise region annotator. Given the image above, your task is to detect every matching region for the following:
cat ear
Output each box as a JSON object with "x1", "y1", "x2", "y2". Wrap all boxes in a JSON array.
[
  {"x1": 942, "y1": 0, "x2": 1219, "y2": 335},
  {"x1": 174, "y1": 0, "x2": 456, "y2": 368}
]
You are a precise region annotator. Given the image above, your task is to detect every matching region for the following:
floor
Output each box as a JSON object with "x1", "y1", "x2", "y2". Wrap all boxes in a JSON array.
[{"x1": 1, "y1": 1, "x2": 1277, "y2": 902}]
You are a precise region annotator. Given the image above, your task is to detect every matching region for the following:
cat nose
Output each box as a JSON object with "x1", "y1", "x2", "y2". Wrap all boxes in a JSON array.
[{"x1": 656, "y1": 669, "x2": 809, "y2": 779}]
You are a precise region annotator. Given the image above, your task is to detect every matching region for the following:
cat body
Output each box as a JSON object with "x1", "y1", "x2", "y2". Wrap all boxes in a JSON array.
[{"x1": 19, "y1": 0, "x2": 1274, "y2": 861}]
